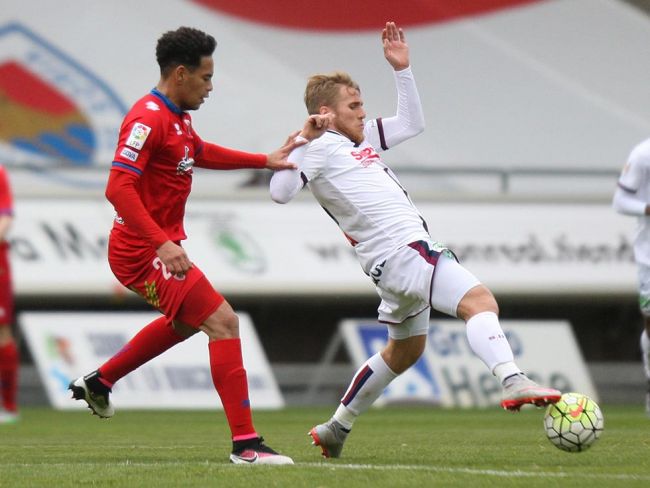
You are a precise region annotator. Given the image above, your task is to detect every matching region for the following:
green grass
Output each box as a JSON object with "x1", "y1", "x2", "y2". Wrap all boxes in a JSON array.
[{"x1": 0, "y1": 405, "x2": 649, "y2": 487}]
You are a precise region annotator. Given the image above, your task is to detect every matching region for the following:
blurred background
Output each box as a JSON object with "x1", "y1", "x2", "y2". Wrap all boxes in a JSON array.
[{"x1": 2, "y1": 0, "x2": 650, "y2": 410}]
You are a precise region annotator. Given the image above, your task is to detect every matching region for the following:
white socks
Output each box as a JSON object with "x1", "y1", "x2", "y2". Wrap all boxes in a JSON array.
[
  {"x1": 333, "y1": 352, "x2": 397, "y2": 430},
  {"x1": 333, "y1": 312, "x2": 521, "y2": 429},
  {"x1": 466, "y1": 311, "x2": 521, "y2": 383},
  {"x1": 641, "y1": 329, "x2": 650, "y2": 379}
]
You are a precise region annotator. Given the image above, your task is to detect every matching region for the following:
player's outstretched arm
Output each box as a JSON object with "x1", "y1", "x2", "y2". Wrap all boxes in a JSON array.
[
  {"x1": 366, "y1": 22, "x2": 423, "y2": 151},
  {"x1": 612, "y1": 185, "x2": 648, "y2": 216},
  {"x1": 382, "y1": 21, "x2": 409, "y2": 71},
  {"x1": 265, "y1": 131, "x2": 303, "y2": 171},
  {"x1": 270, "y1": 115, "x2": 332, "y2": 203}
]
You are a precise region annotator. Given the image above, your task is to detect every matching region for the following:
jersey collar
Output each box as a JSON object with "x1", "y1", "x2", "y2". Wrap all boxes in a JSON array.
[
  {"x1": 326, "y1": 129, "x2": 361, "y2": 148},
  {"x1": 150, "y1": 88, "x2": 184, "y2": 115}
]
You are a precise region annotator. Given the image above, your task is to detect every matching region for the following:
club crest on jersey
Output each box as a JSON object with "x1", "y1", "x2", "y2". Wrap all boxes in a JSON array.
[
  {"x1": 176, "y1": 146, "x2": 194, "y2": 175},
  {"x1": 351, "y1": 146, "x2": 380, "y2": 167}
]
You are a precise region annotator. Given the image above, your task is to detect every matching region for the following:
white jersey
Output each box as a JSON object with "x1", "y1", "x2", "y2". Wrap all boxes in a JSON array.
[
  {"x1": 615, "y1": 138, "x2": 650, "y2": 266},
  {"x1": 298, "y1": 127, "x2": 430, "y2": 273}
]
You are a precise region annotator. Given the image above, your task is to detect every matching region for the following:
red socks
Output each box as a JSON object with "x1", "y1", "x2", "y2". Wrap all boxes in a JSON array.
[
  {"x1": 0, "y1": 341, "x2": 19, "y2": 412},
  {"x1": 98, "y1": 316, "x2": 184, "y2": 385},
  {"x1": 208, "y1": 338, "x2": 256, "y2": 439},
  {"x1": 95, "y1": 319, "x2": 256, "y2": 440}
]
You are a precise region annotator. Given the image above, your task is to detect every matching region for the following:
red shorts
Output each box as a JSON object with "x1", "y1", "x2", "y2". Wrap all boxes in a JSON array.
[
  {"x1": 0, "y1": 244, "x2": 13, "y2": 326},
  {"x1": 108, "y1": 236, "x2": 224, "y2": 328}
]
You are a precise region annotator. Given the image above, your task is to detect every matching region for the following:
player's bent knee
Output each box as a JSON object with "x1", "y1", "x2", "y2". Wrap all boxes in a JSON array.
[
  {"x1": 200, "y1": 305, "x2": 240, "y2": 340},
  {"x1": 456, "y1": 285, "x2": 499, "y2": 320},
  {"x1": 383, "y1": 336, "x2": 426, "y2": 374}
]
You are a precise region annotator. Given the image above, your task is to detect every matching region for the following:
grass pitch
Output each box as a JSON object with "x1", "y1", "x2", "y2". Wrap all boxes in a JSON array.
[{"x1": 0, "y1": 405, "x2": 649, "y2": 487}]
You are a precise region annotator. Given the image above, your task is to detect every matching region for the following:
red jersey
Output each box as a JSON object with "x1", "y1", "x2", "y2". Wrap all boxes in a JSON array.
[
  {"x1": 108, "y1": 89, "x2": 266, "y2": 250},
  {"x1": 110, "y1": 89, "x2": 203, "y2": 245}
]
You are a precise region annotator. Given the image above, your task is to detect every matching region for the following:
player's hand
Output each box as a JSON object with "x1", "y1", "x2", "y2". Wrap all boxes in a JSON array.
[
  {"x1": 300, "y1": 114, "x2": 334, "y2": 141},
  {"x1": 382, "y1": 21, "x2": 409, "y2": 71},
  {"x1": 156, "y1": 240, "x2": 193, "y2": 278},
  {"x1": 265, "y1": 131, "x2": 304, "y2": 171}
]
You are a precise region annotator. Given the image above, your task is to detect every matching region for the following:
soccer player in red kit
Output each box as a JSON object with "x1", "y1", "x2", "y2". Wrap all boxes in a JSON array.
[
  {"x1": 0, "y1": 164, "x2": 19, "y2": 424},
  {"x1": 68, "y1": 27, "x2": 298, "y2": 464}
]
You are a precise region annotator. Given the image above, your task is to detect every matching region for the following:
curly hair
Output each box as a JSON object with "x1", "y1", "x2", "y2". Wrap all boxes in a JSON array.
[
  {"x1": 304, "y1": 72, "x2": 360, "y2": 115},
  {"x1": 156, "y1": 27, "x2": 217, "y2": 76}
]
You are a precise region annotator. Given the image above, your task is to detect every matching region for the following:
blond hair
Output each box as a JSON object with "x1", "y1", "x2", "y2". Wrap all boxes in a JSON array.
[{"x1": 304, "y1": 72, "x2": 360, "y2": 115}]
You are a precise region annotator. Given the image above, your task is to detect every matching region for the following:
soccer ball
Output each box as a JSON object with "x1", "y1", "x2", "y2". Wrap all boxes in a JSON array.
[{"x1": 543, "y1": 392, "x2": 604, "y2": 452}]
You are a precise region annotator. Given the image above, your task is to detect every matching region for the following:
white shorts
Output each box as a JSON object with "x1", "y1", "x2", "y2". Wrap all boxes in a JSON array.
[
  {"x1": 637, "y1": 263, "x2": 650, "y2": 315},
  {"x1": 374, "y1": 240, "x2": 480, "y2": 338}
]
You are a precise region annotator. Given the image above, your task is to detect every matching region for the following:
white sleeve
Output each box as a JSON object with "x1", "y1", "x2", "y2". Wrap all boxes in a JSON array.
[
  {"x1": 612, "y1": 185, "x2": 647, "y2": 216},
  {"x1": 270, "y1": 140, "x2": 327, "y2": 203},
  {"x1": 270, "y1": 145, "x2": 307, "y2": 204},
  {"x1": 618, "y1": 145, "x2": 645, "y2": 192},
  {"x1": 364, "y1": 66, "x2": 425, "y2": 151},
  {"x1": 612, "y1": 142, "x2": 650, "y2": 215}
]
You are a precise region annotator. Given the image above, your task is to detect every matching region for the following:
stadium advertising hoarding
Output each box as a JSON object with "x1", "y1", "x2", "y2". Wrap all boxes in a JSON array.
[
  {"x1": 3, "y1": 1, "x2": 650, "y2": 175},
  {"x1": 19, "y1": 312, "x2": 284, "y2": 410},
  {"x1": 340, "y1": 319, "x2": 597, "y2": 408},
  {"x1": 10, "y1": 199, "x2": 635, "y2": 296}
]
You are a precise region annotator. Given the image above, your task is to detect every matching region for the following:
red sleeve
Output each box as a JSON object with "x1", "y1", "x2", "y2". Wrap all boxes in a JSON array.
[
  {"x1": 112, "y1": 98, "x2": 164, "y2": 176},
  {"x1": 105, "y1": 170, "x2": 169, "y2": 249},
  {"x1": 194, "y1": 142, "x2": 267, "y2": 170},
  {"x1": 0, "y1": 166, "x2": 13, "y2": 215}
]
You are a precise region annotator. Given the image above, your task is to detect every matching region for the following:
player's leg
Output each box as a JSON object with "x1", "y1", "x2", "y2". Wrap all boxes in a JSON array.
[
  {"x1": 0, "y1": 326, "x2": 19, "y2": 423},
  {"x1": 310, "y1": 305, "x2": 430, "y2": 458},
  {"x1": 637, "y1": 270, "x2": 650, "y2": 417},
  {"x1": 185, "y1": 280, "x2": 292, "y2": 465},
  {"x1": 432, "y1": 254, "x2": 560, "y2": 410},
  {"x1": 310, "y1": 244, "x2": 436, "y2": 458},
  {"x1": 69, "y1": 250, "x2": 199, "y2": 418},
  {"x1": 634, "y1": 264, "x2": 650, "y2": 416},
  {"x1": 0, "y1": 268, "x2": 19, "y2": 423},
  {"x1": 641, "y1": 317, "x2": 650, "y2": 418},
  {"x1": 69, "y1": 315, "x2": 191, "y2": 418}
]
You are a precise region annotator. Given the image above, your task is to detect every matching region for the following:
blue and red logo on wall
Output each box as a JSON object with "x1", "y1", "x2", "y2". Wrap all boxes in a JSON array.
[{"x1": 0, "y1": 23, "x2": 126, "y2": 169}]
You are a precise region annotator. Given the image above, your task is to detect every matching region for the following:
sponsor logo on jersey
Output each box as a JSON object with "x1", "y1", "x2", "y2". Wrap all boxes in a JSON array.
[
  {"x1": 126, "y1": 123, "x2": 151, "y2": 150},
  {"x1": 119, "y1": 147, "x2": 139, "y2": 162},
  {"x1": 0, "y1": 23, "x2": 126, "y2": 168},
  {"x1": 176, "y1": 146, "x2": 195, "y2": 175},
  {"x1": 145, "y1": 101, "x2": 160, "y2": 111},
  {"x1": 351, "y1": 146, "x2": 380, "y2": 167}
]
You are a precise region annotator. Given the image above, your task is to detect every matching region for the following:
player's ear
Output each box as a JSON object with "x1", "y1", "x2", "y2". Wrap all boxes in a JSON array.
[
  {"x1": 175, "y1": 65, "x2": 187, "y2": 84},
  {"x1": 319, "y1": 106, "x2": 332, "y2": 115}
]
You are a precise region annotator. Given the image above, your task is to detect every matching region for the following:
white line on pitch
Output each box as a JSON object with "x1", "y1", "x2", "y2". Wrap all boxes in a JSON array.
[
  {"x1": 299, "y1": 462, "x2": 650, "y2": 481},
  {"x1": 2, "y1": 461, "x2": 649, "y2": 481}
]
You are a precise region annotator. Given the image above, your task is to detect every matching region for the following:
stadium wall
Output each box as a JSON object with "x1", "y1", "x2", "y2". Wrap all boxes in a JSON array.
[{"x1": 3, "y1": 0, "x2": 649, "y2": 405}]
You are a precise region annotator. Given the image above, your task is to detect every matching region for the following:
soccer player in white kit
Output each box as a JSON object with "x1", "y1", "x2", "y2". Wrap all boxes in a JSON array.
[
  {"x1": 271, "y1": 22, "x2": 561, "y2": 458},
  {"x1": 613, "y1": 138, "x2": 650, "y2": 417}
]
